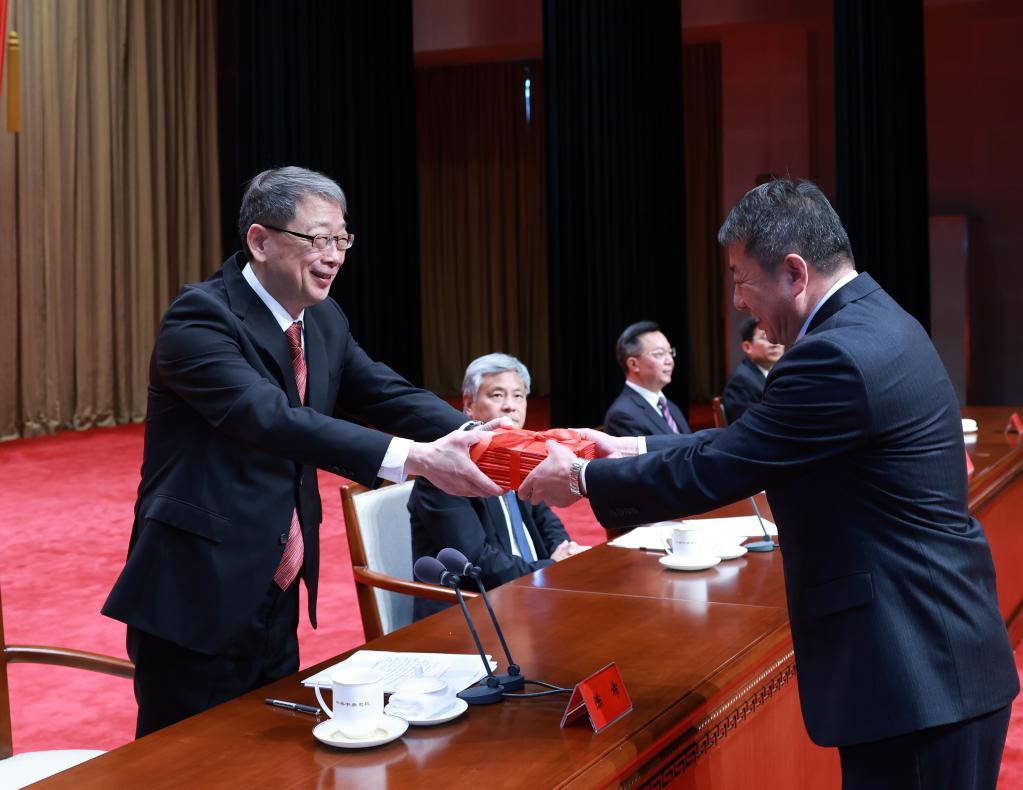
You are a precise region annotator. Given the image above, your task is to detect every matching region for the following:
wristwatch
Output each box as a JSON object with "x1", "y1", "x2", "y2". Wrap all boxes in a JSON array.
[
  {"x1": 569, "y1": 458, "x2": 589, "y2": 498},
  {"x1": 462, "y1": 420, "x2": 484, "y2": 431}
]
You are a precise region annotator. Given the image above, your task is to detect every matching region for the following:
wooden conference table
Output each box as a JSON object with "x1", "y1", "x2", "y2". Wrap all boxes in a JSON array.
[{"x1": 38, "y1": 407, "x2": 1023, "y2": 789}]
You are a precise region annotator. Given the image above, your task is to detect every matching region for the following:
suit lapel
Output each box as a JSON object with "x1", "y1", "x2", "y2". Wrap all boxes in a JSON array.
[
  {"x1": 626, "y1": 387, "x2": 665, "y2": 434},
  {"x1": 485, "y1": 496, "x2": 514, "y2": 553},
  {"x1": 805, "y1": 272, "x2": 881, "y2": 336},
  {"x1": 303, "y1": 310, "x2": 329, "y2": 411},
  {"x1": 223, "y1": 253, "x2": 301, "y2": 405}
]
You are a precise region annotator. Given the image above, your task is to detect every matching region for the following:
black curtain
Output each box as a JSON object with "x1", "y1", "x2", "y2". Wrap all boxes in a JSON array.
[
  {"x1": 834, "y1": 0, "x2": 930, "y2": 330},
  {"x1": 217, "y1": 0, "x2": 423, "y2": 383},
  {"x1": 544, "y1": 0, "x2": 688, "y2": 428}
]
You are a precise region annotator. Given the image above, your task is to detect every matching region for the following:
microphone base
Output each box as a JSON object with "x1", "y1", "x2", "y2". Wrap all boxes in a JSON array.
[
  {"x1": 745, "y1": 539, "x2": 776, "y2": 552},
  {"x1": 458, "y1": 682, "x2": 506, "y2": 705},
  {"x1": 494, "y1": 672, "x2": 525, "y2": 692}
]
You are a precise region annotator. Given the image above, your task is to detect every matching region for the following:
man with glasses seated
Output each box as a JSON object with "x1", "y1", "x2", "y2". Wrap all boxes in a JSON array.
[
  {"x1": 603, "y1": 321, "x2": 691, "y2": 437},
  {"x1": 103, "y1": 166, "x2": 501, "y2": 737},
  {"x1": 409, "y1": 353, "x2": 588, "y2": 620},
  {"x1": 721, "y1": 315, "x2": 785, "y2": 423}
]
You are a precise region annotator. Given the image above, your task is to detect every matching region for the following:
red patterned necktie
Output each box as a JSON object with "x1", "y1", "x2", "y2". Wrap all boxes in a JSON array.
[
  {"x1": 658, "y1": 396, "x2": 680, "y2": 434},
  {"x1": 274, "y1": 321, "x2": 306, "y2": 590}
]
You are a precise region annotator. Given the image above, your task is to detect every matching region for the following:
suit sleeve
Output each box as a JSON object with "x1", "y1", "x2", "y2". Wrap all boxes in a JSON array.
[
  {"x1": 154, "y1": 286, "x2": 459, "y2": 486},
  {"x1": 410, "y1": 479, "x2": 540, "y2": 589},
  {"x1": 527, "y1": 502, "x2": 570, "y2": 553},
  {"x1": 588, "y1": 337, "x2": 870, "y2": 528}
]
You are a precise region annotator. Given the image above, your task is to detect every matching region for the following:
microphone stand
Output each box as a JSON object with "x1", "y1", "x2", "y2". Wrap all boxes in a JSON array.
[
  {"x1": 413, "y1": 556, "x2": 504, "y2": 705},
  {"x1": 436, "y1": 547, "x2": 524, "y2": 691},
  {"x1": 744, "y1": 495, "x2": 776, "y2": 552}
]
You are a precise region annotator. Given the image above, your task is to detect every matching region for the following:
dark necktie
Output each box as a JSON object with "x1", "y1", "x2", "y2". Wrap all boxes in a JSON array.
[
  {"x1": 504, "y1": 491, "x2": 536, "y2": 563},
  {"x1": 658, "y1": 396, "x2": 680, "y2": 434},
  {"x1": 274, "y1": 321, "x2": 306, "y2": 590}
]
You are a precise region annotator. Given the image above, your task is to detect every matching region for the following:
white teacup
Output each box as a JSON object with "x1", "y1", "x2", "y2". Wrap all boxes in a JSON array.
[
  {"x1": 314, "y1": 667, "x2": 384, "y2": 738},
  {"x1": 662, "y1": 524, "x2": 712, "y2": 557},
  {"x1": 385, "y1": 676, "x2": 455, "y2": 721}
]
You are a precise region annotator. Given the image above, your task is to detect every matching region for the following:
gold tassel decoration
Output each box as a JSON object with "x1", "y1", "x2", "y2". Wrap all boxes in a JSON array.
[{"x1": 7, "y1": 31, "x2": 19, "y2": 133}]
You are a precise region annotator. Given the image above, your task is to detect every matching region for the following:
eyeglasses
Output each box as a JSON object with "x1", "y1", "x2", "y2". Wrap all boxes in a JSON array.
[
  {"x1": 263, "y1": 224, "x2": 355, "y2": 251},
  {"x1": 638, "y1": 347, "x2": 676, "y2": 360}
]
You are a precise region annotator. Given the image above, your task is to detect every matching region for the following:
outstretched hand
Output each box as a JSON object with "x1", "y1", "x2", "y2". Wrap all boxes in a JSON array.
[
  {"x1": 518, "y1": 440, "x2": 580, "y2": 507},
  {"x1": 574, "y1": 427, "x2": 639, "y2": 459},
  {"x1": 405, "y1": 427, "x2": 502, "y2": 498}
]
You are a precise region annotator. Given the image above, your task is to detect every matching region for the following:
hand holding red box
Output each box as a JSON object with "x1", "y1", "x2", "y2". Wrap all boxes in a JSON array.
[{"x1": 469, "y1": 426, "x2": 596, "y2": 491}]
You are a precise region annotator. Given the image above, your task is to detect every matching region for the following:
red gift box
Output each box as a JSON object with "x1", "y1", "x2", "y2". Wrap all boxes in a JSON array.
[{"x1": 469, "y1": 426, "x2": 596, "y2": 491}]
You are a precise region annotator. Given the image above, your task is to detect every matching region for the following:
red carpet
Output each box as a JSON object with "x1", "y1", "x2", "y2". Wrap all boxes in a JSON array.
[
  {"x1": 0, "y1": 423, "x2": 606, "y2": 755},
  {"x1": 2, "y1": 423, "x2": 1020, "y2": 789}
]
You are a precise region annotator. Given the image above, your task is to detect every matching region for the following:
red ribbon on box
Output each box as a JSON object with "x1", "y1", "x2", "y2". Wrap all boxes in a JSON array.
[{"x1": 470, "y1": 426, "x2": 595, "y2": 490}]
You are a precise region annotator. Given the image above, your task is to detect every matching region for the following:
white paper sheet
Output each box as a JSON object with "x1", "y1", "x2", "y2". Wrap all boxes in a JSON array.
[
  {"x1": 608, "y1": 516, "x2": 778, "y2": 550},
  {"x1": 302, "y1": 650, "x2": 498, "y2": 694}
]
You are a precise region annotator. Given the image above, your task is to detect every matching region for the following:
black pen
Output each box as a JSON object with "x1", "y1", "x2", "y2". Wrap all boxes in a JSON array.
[{"x1": 264, "y1": 697, "x2": 321, "y2": 715}]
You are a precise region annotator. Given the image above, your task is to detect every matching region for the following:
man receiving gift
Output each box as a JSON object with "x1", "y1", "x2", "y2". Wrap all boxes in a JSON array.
[{"x1": 409, "y1": 353, "x2": 588, "y2": 620}]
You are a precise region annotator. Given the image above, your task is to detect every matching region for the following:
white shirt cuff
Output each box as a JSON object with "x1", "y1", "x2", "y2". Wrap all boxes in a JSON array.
[{"x1": 378, "y1": 437, "x2": 413, "y2": 483}]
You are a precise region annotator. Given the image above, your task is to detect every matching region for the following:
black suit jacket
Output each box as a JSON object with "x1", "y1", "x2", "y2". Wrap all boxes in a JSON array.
[
  {"x1": 721, "y1": 357, "x2": 767, "y2": 423},
  {"x1": 409, "y1": 477, "x2": 569, "y2": 619},
  {"x1": 102, "y1": 253, "x2": 465, "y2": 654},
  {"x1": 586, "y1": 273, "x2": 1018, "y2": 747},
  {"x1": 603, "y1": 386, "x2": 690, "y2": 437}
]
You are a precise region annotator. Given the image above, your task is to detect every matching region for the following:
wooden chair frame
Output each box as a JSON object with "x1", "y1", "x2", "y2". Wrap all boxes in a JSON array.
[
  {"x1": 1, "y1": 585, "x2": 133, "y2": 759},
  {"x1": 711, "y1": 396, "x2": 728, "y2": 429},
  {"x1": 341, "y1": 482, "x2": 476, "y2": 642}
]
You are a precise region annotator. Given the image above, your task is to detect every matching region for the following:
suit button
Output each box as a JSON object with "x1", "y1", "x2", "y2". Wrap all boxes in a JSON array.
[{"x1": 279, "y1": 533, "x2": 288, "y2": 545}]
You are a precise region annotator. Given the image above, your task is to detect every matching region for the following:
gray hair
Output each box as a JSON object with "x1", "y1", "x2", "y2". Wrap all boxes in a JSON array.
[
  {"x1": 718, "y1": 178, "x2": 853, "y2": 276},
  {"x1": 462, "y1": 353, "x2": 531, "y2": 402},
  {"x1": 237, "y1": 166, "x2": 347, "y2": 259}
]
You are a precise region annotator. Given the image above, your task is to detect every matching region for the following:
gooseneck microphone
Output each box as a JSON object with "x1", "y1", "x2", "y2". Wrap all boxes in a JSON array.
[
  {"x1": 413, "y1": 556, "x2": 504, "y2": 704},
  {"x1": 744, "y1": 495, "x2": 776, "y2": 552},
  {"x1": 437, "y1": 548, "x2": 525, "y2": 692}
]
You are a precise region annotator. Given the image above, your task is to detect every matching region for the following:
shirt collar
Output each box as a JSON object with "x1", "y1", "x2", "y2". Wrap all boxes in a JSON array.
[
  {"x1": 242, "y1": 261, "x2": 305, "y2": 332},
  {"x1": 796, "y1": 270, "x2": 858, "y2": 342},
  {"x1": 625, "y1": 380, "x2": 663, "y2": 411}
]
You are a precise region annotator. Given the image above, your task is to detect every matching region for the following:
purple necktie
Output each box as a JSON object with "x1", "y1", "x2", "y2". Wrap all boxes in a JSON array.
[{"x1": 658, "y1": 396, "x2": 680, "y2": 434}]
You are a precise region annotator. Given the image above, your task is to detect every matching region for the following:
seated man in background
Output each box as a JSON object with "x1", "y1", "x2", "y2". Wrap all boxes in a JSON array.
[
  {"x1": 603, "y1": 321, "x2": 691, "y2": 436},
  {"x1": 721, "y1": 315, "x2": 784, "y2": 423},
  {"x1": 409, "y1": 353, "x2": 587, "y2": 619}
]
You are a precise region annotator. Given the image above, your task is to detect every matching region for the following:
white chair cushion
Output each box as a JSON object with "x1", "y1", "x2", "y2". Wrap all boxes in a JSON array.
[
  {"x1": 352, "y1": 480, "x2": 416, "y2": 635},
  {"x1": 0, "y1": 749, "x2": 104, "y2": 788}
]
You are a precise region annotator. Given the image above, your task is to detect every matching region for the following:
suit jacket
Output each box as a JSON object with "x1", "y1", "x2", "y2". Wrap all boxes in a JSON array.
[
  {"x1": 721, "y1": 358, "x2": 767, "y2": 423},
  {"x1": 586, "y1": 273, "x2": 1018, "y2": 747},
  {"x1": 603, "y1": 385, "x2": 690, "y2": 437},
  {"x1": 102, "y1": 252, "x2": 465, "y2": 654},
  {"x1": 409, "y1": 477, "x2": 569, "y2": 619}
]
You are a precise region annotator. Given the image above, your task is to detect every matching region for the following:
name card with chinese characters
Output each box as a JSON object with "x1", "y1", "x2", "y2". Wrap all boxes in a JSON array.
[
  {"x1": 560, "y1": 662, "x2": 632, "y2": 734},
  {"x1": 965, "y1": 448, "x2": 975, "y2": 476},
  {"x1": 1006, "y1": 412, "x2": 1023, "y2": 434}
]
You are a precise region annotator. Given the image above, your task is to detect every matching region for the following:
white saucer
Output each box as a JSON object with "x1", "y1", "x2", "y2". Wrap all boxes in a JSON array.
[
  {"x1": 402, "y1": 697, "x2": 469, "y2": 726},
  {"x1": 659, "y1": 554, "x2": 721, "y2": 571},
  {"x1": 312, "y1": 714, "x2": 409, "y2": 749},
  {"x1": 715, "y1": 545, "x2": 748, "y2": 560}
]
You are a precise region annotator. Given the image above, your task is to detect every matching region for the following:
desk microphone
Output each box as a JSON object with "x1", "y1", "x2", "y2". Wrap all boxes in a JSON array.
[
  {"x1": 437, "y1": 548, "x2": 525, "y2": 692},
  {"x1": 744, "y1": 496, "x2": 776, "y2": 552},
  {"x1": 413, "y1": 556, "x2": 504, "y2": 704}
]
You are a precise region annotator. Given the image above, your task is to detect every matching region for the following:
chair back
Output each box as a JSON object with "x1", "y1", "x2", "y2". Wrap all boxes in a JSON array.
[
  {"x1": 1, "y1": 582, "x2": 133, "y2": 769},
  {"x1": 712, "y1": 396, "x2": 728, "y2": 428},
  {"x1": 342, "y1": 481, "x2": 417, "y2": 639}
]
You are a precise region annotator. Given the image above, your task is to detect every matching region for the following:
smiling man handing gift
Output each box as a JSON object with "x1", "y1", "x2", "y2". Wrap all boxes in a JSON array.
[{"x1": 102, "y1": 166, "x2": 501, "y2": 737}]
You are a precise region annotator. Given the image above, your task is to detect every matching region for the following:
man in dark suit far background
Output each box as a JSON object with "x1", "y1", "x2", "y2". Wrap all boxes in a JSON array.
[
  {"x1": 522, "y1": 178, "x2": 1018, "y2": 790},
  {"x1": 721, "y1": 314, "x2": 784, "y2": 423},
  {"x1": 603, "y1": 321, "x2": 690, "y2": 437},
  {"x1": 102, "y1": 166, "x2": 502, "y2": 737}
]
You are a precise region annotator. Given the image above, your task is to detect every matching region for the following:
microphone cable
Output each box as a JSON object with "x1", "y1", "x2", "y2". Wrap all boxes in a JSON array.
[{"x1": 503, "y1": 678, "x2": 572, "y2": 698}]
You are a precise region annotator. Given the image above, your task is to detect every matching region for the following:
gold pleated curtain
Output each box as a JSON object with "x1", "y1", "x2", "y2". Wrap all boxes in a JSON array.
[
  {"x1": 416, "y1": 62, "x2": 550, "y2": 397},
  {"x1": 0, "y1": 0, "x2": 220, "y2": 439}
]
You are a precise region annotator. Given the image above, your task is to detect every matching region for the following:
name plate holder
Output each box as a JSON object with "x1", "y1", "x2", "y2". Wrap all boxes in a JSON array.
[
  {"x1": 1006, "y1": 412, "x2": 1023, "y2": 434},
  {"x1": 560, "y1": 661, "x2": 632, "y2": 734},
  {"x1": 965, "y1": 448, "x2": 975, "y2": 476}
]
